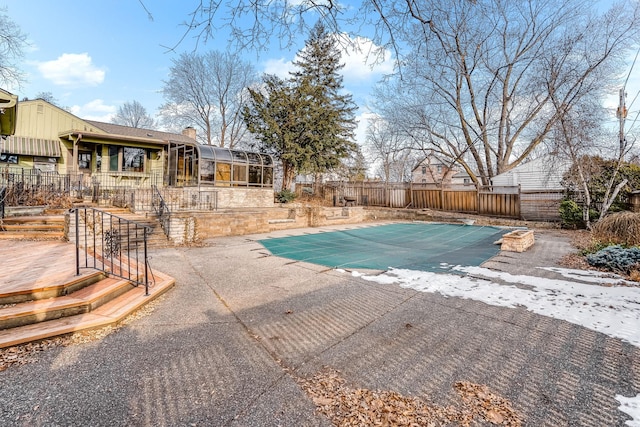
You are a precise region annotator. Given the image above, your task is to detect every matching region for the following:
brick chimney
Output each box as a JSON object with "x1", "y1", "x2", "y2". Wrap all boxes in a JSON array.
[{"x1": 182, "y1": 126, "x2": 196, "y2": 140}]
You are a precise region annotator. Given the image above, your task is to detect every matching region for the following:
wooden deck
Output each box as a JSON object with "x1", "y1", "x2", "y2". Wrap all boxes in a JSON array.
[
  {"x1": 0, "y1": 239, "x2": 175, "y2": 348},
  {"x1": 0, "y1": 241, "x2": 90, "y2": 296}
]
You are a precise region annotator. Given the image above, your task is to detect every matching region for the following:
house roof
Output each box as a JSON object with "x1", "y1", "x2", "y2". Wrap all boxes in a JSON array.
[
  {"x1": 85, "y1": 120, "x2": 196, "y2": 144},
  {"x1": 412, "y1": 152, "x2": 458, "y2": 172},
  {"x1": 452, "y1": 169, "x2": 471, "y2": 179}
]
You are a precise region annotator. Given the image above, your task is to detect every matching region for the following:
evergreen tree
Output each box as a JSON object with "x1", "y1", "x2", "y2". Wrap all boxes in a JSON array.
[
  {"x1": 243, "y1": 22, "x2": 358, "y2": 190},
  {"x1": 290, "y1": 21, "x2": 357, "y2": 176},
  {"x1": 244, "y1": 75, "x2": 310, "y2": 190}
]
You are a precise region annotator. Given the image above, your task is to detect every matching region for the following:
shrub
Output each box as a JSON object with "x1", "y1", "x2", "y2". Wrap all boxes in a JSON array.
[
  {"x1": 275, "y1": 189, "x2": 297, "y2": 203},
  {"x1": 592, "y1": 211, "x2": 640, "y2": 246},
  {"x1": 559, "y1": 200, "x2": 584, "y2": 229},
  {"x1": 586, "y1": 245, "x2": 640, "y2": 274}
]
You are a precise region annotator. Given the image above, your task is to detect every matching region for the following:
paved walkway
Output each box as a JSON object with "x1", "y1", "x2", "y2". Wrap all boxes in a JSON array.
[{"x1": 0, "y1": 225, "x2": 638, "y2": 426}]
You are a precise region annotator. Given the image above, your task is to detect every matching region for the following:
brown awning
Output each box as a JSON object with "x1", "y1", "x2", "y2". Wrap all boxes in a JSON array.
[{"x1": 1, "y1": 136, "x2": 62, "y2": 157}]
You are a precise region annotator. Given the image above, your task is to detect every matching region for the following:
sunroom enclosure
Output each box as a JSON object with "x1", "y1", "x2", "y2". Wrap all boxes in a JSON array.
[{"x1": 166, "y1": 143, "x2": 274, "y2": 188}]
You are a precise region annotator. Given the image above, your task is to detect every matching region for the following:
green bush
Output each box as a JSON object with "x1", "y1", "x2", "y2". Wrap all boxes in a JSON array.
[
  {"x1": 559, "y1": 200, "x2": 596, "y2": 229},
  {"x1": 275, "y1": 189, "x2": 297, "y2": 203},
  {"x1": 586, "y1": 245, "x2": 640, "y2": 274},
  {"x1": 559, "y1": 200, "x2": 583, "y2": 229}
]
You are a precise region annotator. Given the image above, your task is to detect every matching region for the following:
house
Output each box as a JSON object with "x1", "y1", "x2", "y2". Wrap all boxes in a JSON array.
[
  {"x1": 412, "y1": 152, "x2": 461, "y2": 186},
  {"x1": 450, "y1": 169, "x2": 474, "y2": 187},
  {"x1": 490, "y1": 155, "x2": 570, "y2": 190},
  {"x1": 0, "y1": 99, "x2": 274, "y2": 189}
]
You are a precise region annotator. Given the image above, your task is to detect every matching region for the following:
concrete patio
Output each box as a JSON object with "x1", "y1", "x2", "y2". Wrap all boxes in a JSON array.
[{"x1": 0, "y1": 223, "x2": 637, "y2": 426}]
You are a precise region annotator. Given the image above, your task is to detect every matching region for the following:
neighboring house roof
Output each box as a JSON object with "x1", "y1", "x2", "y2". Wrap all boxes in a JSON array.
[
  {"x1": 491, "y1": 155, "x2": 570, "y2": 190},
  {"x1": 412, "y1": 152, "x2": 453, "y2": 172},
  {"x1": 451, "y1": 169, "x2": 471, "y2": 179}
]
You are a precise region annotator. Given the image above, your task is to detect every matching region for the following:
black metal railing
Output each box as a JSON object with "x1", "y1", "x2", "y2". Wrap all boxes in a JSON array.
[
  {"x1": 0, "y1": 187, "x2": 5, "y2": 219},
  {"x1": 73, "y1": 207, "x2": 153, "y2": 295},
  {"x1": 151, "y1": 185, "x2": 171, "y2": 239},
  {"x1": 0, "y1": 169, "x2": 72, "y2": 206}
]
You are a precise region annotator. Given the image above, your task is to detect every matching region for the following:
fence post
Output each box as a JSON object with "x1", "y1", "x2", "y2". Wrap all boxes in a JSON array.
[{"x1": 518, "y1": 184, "x2": 522, "y2": 219}]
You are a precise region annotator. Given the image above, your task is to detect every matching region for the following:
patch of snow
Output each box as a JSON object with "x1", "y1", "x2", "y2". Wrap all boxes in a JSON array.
[
  {"x1": 616, "y1": 395, "x2": 640, "y2": 426},
  {"x1": 360, "y1": 266, "x2": 640, "y2": 348},
  {"x1": 541, "y1": 267, "x2": 636, "y2": 286}
]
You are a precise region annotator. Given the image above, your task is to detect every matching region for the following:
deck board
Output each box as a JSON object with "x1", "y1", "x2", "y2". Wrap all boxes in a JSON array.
[{"x1": 0, "y1": 240, "x2": 96, "y2": 295}]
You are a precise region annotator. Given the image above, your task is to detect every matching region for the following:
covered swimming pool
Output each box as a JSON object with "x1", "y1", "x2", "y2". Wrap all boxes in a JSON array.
[{"x1": 259, "y1": 222, "x2": 508, "y2": 272}]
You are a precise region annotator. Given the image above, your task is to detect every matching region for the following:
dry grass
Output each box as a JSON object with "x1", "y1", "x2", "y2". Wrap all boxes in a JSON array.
[{"x1": 592, "y1": 212, "x2": 640, "y2": 246}]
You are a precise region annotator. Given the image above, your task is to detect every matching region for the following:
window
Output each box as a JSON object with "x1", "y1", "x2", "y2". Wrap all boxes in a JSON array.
[
  {"x1": 421, "y1": 166, "x2": 426, "y2": 174},
  {"x1": 78, "y1": 152, "x2": 91, "y2": 169},
  {"x1": 34, "y1": 157, "x2": 57, "y2": 172},
  {"x1": 107, "y1": 145, "x2": 147, "y2": 172},
  {"x1": 200, "y1": 160, "x2": 215, "y2": 182},
  {"x1": 216, "y1": 163, "x2": 231, "y2": 183},
  {"x1": 0, "y1": 153, "x2": 18, "y2": 164},
  {"x1": 437, "y1": 165, "x2": 443, "y2": 173},
  {"x1": 96, "y1": 145, "x2": 102, "y2": 171},
  {"x1": 108, "y1": 146, "x2": 119, "y2": 171},
  {"x1": 123, "y1": 147, "x2": 146, "y2": 172}
]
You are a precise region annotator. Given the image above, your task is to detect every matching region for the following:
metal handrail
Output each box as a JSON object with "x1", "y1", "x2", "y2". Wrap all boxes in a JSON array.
[
  {"x1": 73, "y1": 207, "x2": 152, "y2": 295},
  {"x1": 0, "y1": 187, "x2": 5, "y2": 219},
  {"x1": 151, "y1": 185, "x2": 171, "y2": 239}
]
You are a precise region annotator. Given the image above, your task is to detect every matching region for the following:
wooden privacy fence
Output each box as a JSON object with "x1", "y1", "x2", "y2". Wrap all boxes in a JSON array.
[{"x1": 296, "y1": 181, "x2": 562, "y2": 221}]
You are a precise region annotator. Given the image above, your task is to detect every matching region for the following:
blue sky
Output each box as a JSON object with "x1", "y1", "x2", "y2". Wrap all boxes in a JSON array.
[
  {"x1": 5, "y1": 1, "x2": 393, "y2": 142},
  {"x1": 4, "y1": 1, "x2": 638, "y2": 147}
]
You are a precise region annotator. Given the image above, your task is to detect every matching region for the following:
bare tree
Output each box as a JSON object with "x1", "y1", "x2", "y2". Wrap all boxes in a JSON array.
[
  {"x1": 0, "y1": 7, "x2": 28, "y2": 88},
  {"x1": 112, "y1": 100, "x2": 156, "y2": 128},
  {"x1": 372, "y1": 0, "x2": 640, "y2": 186},
  {"x1": 365, "y1": 115, "x2": 417, "y2": 183},
  {"x1": 160, "y1": 50, "x2": 257, "y2": 147},
  {"x1": 144, "y1": 0, "x2": 640, "y2": 180}
]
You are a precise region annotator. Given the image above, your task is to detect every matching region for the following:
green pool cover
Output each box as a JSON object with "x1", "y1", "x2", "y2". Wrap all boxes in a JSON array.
[{"x1": 259, "y1": 222, "x2": 507, "y2": 272}]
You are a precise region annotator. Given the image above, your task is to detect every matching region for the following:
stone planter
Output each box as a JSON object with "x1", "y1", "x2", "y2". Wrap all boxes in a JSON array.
[{"x1": 501, "y1": 229, "x2": 534, "y2": 252}]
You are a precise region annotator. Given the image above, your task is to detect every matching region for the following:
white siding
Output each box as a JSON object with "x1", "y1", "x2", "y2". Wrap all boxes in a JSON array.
[{"x1": 491, "y1": 156, "x2": 569, "y2": 190}]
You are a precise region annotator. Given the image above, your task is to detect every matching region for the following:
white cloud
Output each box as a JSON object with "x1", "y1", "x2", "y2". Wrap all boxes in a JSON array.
[
  {"x1": 261, "y1": 35, "x2": 394, "y2": 85},
  {"x1": 37, "y1": 53, "x2": 106, "y2": 87},
  {"x1": 262, "y1": 57, "x2": 296, "y2": 79},
  {"x1": 69, "y1": 99, "x2": 116, "y2": 122},
  {"x1": 354, "y1": 110, "x2": 379, "y2": 145},
  {"x1": 338, "y1": 35, "x2": 394, "y2": 84}
]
